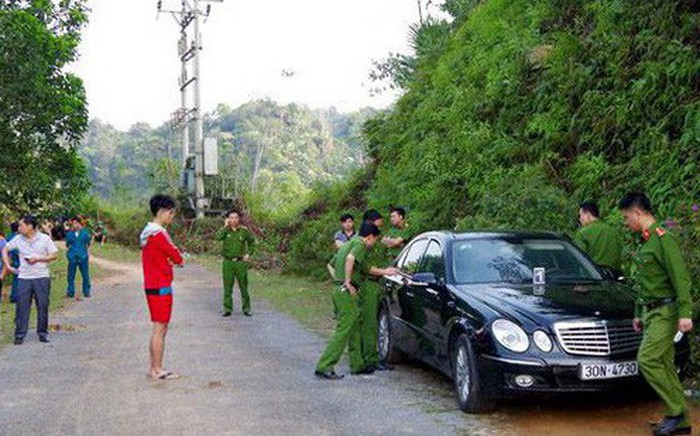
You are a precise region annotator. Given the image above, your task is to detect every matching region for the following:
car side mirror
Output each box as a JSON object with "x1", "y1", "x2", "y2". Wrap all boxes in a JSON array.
[
  {"x1": 601, "y1": 266, "x2": 626, "y2": 283},
  {"x1": 411, "y1": 272, "x2": 439, "y2": 287}
]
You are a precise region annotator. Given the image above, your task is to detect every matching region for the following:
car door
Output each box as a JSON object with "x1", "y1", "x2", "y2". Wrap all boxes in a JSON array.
[
  {"x1": 413, "y1": 239, "x2": 448, "y2": 366},
  {"x1": 384, "y1": 238, "x2": 429, "y2": 358}
]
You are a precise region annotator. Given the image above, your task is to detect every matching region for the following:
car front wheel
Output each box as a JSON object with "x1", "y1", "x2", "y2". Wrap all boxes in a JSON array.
[
  {"x1": 452, "y1": 333, "x2": 494, "y2": 413},
  {"x1": 378, "y1": 305, "x2": 405, "y2": 364}
]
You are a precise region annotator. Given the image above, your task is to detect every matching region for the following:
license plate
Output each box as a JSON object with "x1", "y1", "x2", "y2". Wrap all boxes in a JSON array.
[{"x1": 579, "y1": 361, "x2": 638, "y2": 380}]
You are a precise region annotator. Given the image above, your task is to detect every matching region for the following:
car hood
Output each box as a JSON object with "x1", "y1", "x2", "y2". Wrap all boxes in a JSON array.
[{"x1": 454, "y1": 280, "x2": 636, "y2": 327}]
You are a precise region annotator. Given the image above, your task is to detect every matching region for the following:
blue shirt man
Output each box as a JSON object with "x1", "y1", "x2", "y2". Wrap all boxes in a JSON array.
[
  {"x1": 7, "y1": 222, "x2": 20, "y2": 303},
  {"x1": 65, "y1": 216, "x2": 91, "y2": 299}
]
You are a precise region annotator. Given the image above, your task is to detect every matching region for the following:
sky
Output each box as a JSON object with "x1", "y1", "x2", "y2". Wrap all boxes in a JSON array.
[{"x1": 70, "y1": 0, "x2": 430, "y2": 130}]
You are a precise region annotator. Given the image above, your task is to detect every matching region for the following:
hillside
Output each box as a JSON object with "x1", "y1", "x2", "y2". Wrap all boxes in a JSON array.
[{"x1": 285, "y1": 0, "x2": 700, "y2": 281}]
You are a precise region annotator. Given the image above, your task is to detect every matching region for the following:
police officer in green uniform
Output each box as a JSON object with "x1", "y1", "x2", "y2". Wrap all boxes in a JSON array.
[
  {"x1": 358, "y1": 210, "x2": 392, "y2": 372},
  {"x1": 215, "y1": 210, "x2": 256, "y2": 317},
  {"x1": 315, "y1": 223, "x2": 399, "y2": 379},
  {"x1": 383, "y1": 206, "x2": 412, "y2": 259},
  {"x1": 573, "y1": 201, "x2": 623, "y2": 270},
  {"x1": 619, "y1": 192, "x2": 693, "y2": 436},
  {"x1": 357, "y1": 206, "x2": 413, "y2": 371}
]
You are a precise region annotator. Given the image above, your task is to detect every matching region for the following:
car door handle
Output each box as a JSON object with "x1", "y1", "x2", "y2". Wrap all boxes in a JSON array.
[
  {"x1": 406, "y1": 291, "x2": 415, "y2": 297},
  {"x1": 425, "y1": 288, "x2": 439, "y2": 296}
]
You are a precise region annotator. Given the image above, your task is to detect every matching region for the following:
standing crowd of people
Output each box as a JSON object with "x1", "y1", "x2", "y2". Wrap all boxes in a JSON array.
[
  {"x1": 0, "y1": 191, "x2": 694, "y2": 435},
  {"x1": 316, "y1": 206, "x2": 412, "y2": 379},
  {"x1": 0, "y1": 215, "x2": 93, "y2": 345}
]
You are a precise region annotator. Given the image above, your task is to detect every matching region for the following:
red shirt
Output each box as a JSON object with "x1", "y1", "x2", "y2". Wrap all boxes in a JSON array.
[{"x1": 140, "y1": 225, "x2": 183, "y2": 289}]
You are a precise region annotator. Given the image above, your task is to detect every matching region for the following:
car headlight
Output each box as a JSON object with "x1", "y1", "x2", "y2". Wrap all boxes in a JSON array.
[
  {"x1": 533, "y1": 330, "x2": 552, "y2": 353},
  {"x1": 491, "y1": 319, "x2": 529, "y2": 353}
]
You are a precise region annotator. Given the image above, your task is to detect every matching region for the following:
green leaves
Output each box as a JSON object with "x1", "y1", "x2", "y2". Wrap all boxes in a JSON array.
[
  {"x1": 0, "y1": 2, "x2": 89, "y2": 216},
  {"x1": 286, "y1": 0, "x2": 700, "y2": 297}
]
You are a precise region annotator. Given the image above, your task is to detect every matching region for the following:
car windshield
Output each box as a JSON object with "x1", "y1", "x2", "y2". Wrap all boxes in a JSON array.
[{"x1": 452, "y1": 238, "x2": 603, "y2": 285}]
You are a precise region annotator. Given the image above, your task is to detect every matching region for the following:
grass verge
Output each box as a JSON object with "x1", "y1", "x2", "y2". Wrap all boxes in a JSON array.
[
  {"x1": 90, "y1": 242, "x2": 140, "y2": 264},
  {"x1": 191, "y1": 253, "x2": 336, "y2": 337}
]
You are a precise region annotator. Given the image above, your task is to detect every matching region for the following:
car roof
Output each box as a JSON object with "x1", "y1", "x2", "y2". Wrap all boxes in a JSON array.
[{"x1": 413, "y1": 230, "x2": 563, "y2": 242}]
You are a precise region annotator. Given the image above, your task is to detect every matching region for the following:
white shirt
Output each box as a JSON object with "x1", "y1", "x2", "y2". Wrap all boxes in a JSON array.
[{"x1": 5, "y1": 232, "x2": 58, "y2": 279}]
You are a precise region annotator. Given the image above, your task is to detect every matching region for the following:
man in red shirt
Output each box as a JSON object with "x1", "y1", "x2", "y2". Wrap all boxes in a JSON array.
[{"x1": 139, "y1": 195, "x2": 184, "y2": 380}]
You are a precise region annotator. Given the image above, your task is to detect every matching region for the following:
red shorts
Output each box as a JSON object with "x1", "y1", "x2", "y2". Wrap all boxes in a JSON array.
[{"x1": 146, "y1": 293, "x2": 173, "y2": 324}]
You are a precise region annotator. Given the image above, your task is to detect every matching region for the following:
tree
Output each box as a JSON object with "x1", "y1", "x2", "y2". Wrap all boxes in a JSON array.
[{"x1": 0, "y1": 0, "x2": 90, "y2": 215}]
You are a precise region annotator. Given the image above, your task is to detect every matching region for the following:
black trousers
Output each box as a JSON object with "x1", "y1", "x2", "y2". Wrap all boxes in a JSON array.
[{"x1": 15, "y1": 277, "x2": 51, "y2": 340}]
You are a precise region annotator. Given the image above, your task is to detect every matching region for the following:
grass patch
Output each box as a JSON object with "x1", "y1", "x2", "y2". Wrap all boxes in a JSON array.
[
  {"x1": 90, "y1": 242, "x2": 140, "y2": 264},
  {"x1": 191, "y1": 253, "x2": 335, "y2": 337}
]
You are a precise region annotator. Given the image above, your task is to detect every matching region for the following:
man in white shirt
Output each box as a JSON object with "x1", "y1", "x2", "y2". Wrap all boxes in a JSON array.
[{"x1": 2, "y1": 215, "x2": 58, "y2": 345}]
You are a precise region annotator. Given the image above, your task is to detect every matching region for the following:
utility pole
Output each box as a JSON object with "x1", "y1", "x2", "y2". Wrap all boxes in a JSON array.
[
  {"x1": 157, "y1": 0, "x2": 222, "y2": 218},
  {"x1": 192, "y1": 0, "x2": 205, "y2": 218}
]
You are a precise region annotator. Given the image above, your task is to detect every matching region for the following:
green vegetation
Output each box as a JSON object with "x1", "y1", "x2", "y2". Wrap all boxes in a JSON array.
[
  {"x1": 90, "y1": 242, "x2": 140, "y2": 264},
  {"x1": 0, "y1": 0, "x2": 91, "y2": 218},
  {"x1": 78, "y1": 101, "x2": 375, "y2": 221},
  {"x1": 285, "y1": 0, "x2": 700, "y2": 289}
]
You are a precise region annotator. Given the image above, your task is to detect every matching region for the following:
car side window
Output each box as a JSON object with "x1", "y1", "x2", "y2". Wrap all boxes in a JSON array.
[
  {"x1": 394, "y1": 245, "x2": 409, "y2": 267},
  {"x1": 399, "y1": 239, "x2": 429, "y2": 275},
  {"x1": 418, "y1": 240, "x2": 445, "y2": 279}
]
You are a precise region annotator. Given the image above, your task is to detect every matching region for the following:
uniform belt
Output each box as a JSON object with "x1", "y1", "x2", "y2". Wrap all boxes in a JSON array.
[{"x1": 642, "y1": 297, "x2": 675, "y2": 311}]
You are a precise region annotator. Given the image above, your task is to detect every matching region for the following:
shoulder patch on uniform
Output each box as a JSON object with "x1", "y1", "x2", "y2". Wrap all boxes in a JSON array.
[{"x1": 655, "y1": 227, "x2": 666, "y2": 237}]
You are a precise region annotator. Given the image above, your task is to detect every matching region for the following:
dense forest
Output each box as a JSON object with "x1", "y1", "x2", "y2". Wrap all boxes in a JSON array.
[
  {"x1": 78, "y1": 101, "x2": 375, "y2": 220},
  {"x1": 285, "y1": 0, "x2": 700, "y2": 285}
]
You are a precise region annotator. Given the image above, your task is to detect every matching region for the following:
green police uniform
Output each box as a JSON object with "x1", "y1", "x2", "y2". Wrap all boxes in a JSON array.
[
  {"x1": 384, "y1": 224, "x2": 412, "y2": 260},
  {"x1": 357, "y1": 224, "x2": 411, "y2": 368},
  {"x1": 215, "y1": 226, "x2": 256, "y2": 314},
  {"x1": 573, "y1": 220, "x2": 623, "y2": 270},
  {"x1": 634, "y1": 223, "x2": 693, "y2": 423},
  {"x1": 316, "y1": 237, "x2": 370, "y2": 374}
]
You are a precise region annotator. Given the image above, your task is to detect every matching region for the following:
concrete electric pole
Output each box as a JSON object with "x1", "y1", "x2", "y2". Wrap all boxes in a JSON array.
[{"x1": 157, "y1": 0, "x2": 222, "y2": 218}]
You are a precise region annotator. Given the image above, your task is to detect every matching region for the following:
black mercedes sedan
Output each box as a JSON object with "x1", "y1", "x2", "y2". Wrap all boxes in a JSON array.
[{"x1": 378, "y1": 231, "x2": 690, "y2": 413}]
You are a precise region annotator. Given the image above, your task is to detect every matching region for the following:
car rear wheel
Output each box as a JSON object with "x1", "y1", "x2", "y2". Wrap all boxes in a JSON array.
[
  {"x1": 452, "y1": 333, "x2": 494, "y2": 413},
  {"x1": 378, "y1": 306, "x2": 405, "y2": 364}
]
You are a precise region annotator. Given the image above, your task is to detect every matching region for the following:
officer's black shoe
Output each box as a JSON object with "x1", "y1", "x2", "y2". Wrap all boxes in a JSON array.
[
  {"x1": 243, "y1": 311, "x2": 252, "y2": 317},
  {"x1": 351, "y1": 366, "x2": 376, "y2": 375},
  {"x1": 375, "y1": 362, "x2": 395, "y2": 371},
  {"x1": 314, "y1": 370, "x2": 344, "y2": 380},
  {"x1": 222, "y1": 312, "x2": 232, "y2": 317},
  {"x1": 39, "y1": 336, "x2": 50, "y2": 343},
  {"x1": 13, "y1": 338, "x2": 23, "y2": 345},
  {"x1": 653, "y1": 415, "x2": 691, "y2": 436}
]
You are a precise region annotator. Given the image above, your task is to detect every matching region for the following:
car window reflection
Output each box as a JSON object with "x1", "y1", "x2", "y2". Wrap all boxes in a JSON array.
[{"x1": 452, "y1": 238, "x2": 603, "y2": 285}]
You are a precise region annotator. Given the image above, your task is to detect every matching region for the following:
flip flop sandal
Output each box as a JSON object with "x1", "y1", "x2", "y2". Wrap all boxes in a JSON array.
[{"x1": 154, "y1": 371, "x2": 180, "y2": 380}]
